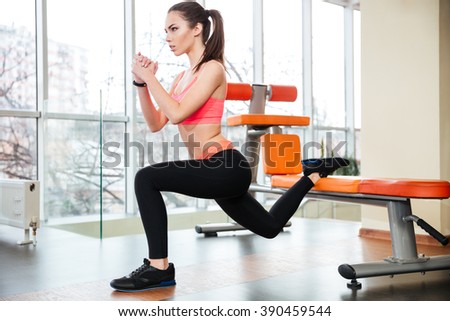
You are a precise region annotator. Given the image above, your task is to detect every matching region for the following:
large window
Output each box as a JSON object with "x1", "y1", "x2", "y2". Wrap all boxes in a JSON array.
[
  {"x1": 309, "y1": 0, "x2": 359, "y2": 163},
  {"x1": 312, "y1": 0, "x2": 345, "y2": 128},
  {"x1": 0, "y1": 0, "x2": 37, "y2": 180},
  {"x1": 264, "y1": 0, "x2": 303, "y2": 116},
  {"x1": 46, "y1": 0, "x2": 124, "y2": 115},
  {"x1": 0, "y1": 0, "x2": 361, "y2": 231}
]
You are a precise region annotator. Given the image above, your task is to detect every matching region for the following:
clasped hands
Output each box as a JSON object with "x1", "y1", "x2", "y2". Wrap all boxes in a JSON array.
[{"x1": 132, "y1": 52, "x2": 158, "y2": 83}]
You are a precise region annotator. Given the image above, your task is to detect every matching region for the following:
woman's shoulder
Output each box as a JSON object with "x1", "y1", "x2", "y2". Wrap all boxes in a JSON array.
[
  {"x1": 202, "y1": 60, "x2": 225, "y2": 74},
  {"x1": 199, "y1": 60, "x2": 226, "y2": 82}
]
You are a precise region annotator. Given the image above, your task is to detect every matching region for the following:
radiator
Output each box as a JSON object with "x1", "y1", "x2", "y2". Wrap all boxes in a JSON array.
[{"x1": 0, "y1": 179, "x2": 40, "y2": 245}]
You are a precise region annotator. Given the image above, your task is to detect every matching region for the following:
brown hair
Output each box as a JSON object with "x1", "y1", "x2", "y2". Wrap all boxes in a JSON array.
[{"x1": 168, "y1": 2, "x2": 225, "y2": 72}]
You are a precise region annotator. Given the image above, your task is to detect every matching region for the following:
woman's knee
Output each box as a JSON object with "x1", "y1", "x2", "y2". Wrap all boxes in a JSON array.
[
  {"x1": 251, "y1": 225, "x2": 279, "y2": 239},
  {"x1": 262, "y1": 229, "x2": 279, "y2": 239},
  {"x1": 135, "y1": 166, "x2": 157, "y2": 190},
  {"x1": 134, "y1": 167, "x2": 146, "y2": 188}
]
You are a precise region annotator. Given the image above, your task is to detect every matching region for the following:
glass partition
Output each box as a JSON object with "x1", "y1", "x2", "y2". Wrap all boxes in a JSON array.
[
  {"x1": 101, "y1": 121, "x2": 126, "y2": 216},
  {"x1": 43, "y1": 108, "x2": 102, "y2": 223},
  {"x1": 42, "y1": 0, "x2": 126, "y2": 236},
  {"x1": 43, "y1": 93, "x2": 127, "y2": 236}
]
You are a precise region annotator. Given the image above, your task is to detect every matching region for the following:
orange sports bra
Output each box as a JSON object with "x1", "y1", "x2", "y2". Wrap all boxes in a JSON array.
[{"x1": 171, "y1": 71, "x2": 225, "y2": 125}]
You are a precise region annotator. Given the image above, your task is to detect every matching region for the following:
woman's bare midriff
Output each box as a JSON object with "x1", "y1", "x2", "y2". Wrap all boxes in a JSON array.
[{"x1": 178, "y1": 123, "x2": 233, "y2": 159}]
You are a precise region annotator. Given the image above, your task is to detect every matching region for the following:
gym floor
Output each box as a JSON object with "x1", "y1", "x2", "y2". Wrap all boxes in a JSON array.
[{"x1": 1, "y1": 217, "x2": 449, "y2": 301}]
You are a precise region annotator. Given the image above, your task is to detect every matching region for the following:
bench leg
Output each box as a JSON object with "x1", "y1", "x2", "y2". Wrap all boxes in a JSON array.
[
  {"x1": 244, "y1": 129, "x2": 264, "y2": 186},
  {"x1": 386, "y1": 199, "x2": 420, "y2": 262},
  {"x1": 339, "y1": 199, "x2": 450, "y2": 288},
  {"x1": 338, "y1": 256, "x2": 450, "y2": 289}
]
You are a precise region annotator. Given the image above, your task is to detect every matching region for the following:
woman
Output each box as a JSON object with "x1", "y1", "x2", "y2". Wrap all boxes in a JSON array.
[{"x1": 110, "y1": 2, "x2": 348, "y2": 292}]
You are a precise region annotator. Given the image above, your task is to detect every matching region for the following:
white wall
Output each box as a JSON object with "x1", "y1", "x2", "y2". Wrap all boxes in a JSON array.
[{"x1": 360, "y1": 0, "x2": 450, "y2": 235}]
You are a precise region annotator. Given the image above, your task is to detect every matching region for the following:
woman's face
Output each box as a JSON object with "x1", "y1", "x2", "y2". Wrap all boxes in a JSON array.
[{"x1": 165, "y1": 11, "x2": 199, "y2": 56}]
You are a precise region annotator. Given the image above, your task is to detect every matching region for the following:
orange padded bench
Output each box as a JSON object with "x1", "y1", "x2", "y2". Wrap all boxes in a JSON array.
[
  {"x1": 261, "y1": 133, "x2": 450, "y2": 199},
  {"x1": 272, "y1": 175, "x2": 450, "y2": 199},
  {"x1": 195, "y1": 83, "x2": 450, "y2": 289},
  {"x1": 258, "y1": 132, "x2": 450, "y2": 289}
]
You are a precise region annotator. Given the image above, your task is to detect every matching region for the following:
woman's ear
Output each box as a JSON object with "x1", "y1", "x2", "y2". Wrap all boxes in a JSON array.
[{"x1": 193, "y1": 22, "x2": 203, "y2": 37}]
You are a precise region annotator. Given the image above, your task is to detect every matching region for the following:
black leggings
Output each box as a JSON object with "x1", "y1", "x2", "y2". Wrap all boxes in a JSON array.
[{"x1": 134, "y1": 149, "x2": 314, "y2": 259}]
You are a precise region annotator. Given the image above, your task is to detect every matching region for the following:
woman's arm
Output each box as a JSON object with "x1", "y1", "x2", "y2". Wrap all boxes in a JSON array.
[
  {"x1": 133, "y1": 53, "x2": 169, "y2": 132},
  {"x1": 133, "y1": 60, "x2": 225, "y2": 125},
  {"x1": 136, "y1": 86, "x2": 169, "y2": 133}
]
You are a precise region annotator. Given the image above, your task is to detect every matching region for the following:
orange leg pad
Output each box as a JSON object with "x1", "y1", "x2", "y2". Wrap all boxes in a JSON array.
[{"x1": 226, "y1": 83, "x2": 253, "y2": 101}]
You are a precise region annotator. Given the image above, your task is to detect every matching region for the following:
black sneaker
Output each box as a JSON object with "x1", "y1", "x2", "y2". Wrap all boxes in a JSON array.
[
  {"x1": 301, "y1": 157, "x2": 350, "y2": 178},
  {"x1": 110, "y1": 259, "x2": 176, "y2": 292}
]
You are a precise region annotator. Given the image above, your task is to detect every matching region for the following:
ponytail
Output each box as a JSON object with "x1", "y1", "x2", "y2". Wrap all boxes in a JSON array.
[
  {"x1": 198, "y1": 9, "x2": 224, "y2": 72},
  {"x1": 168, "y1": 2, "x2": 225, "y2": 72}
]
